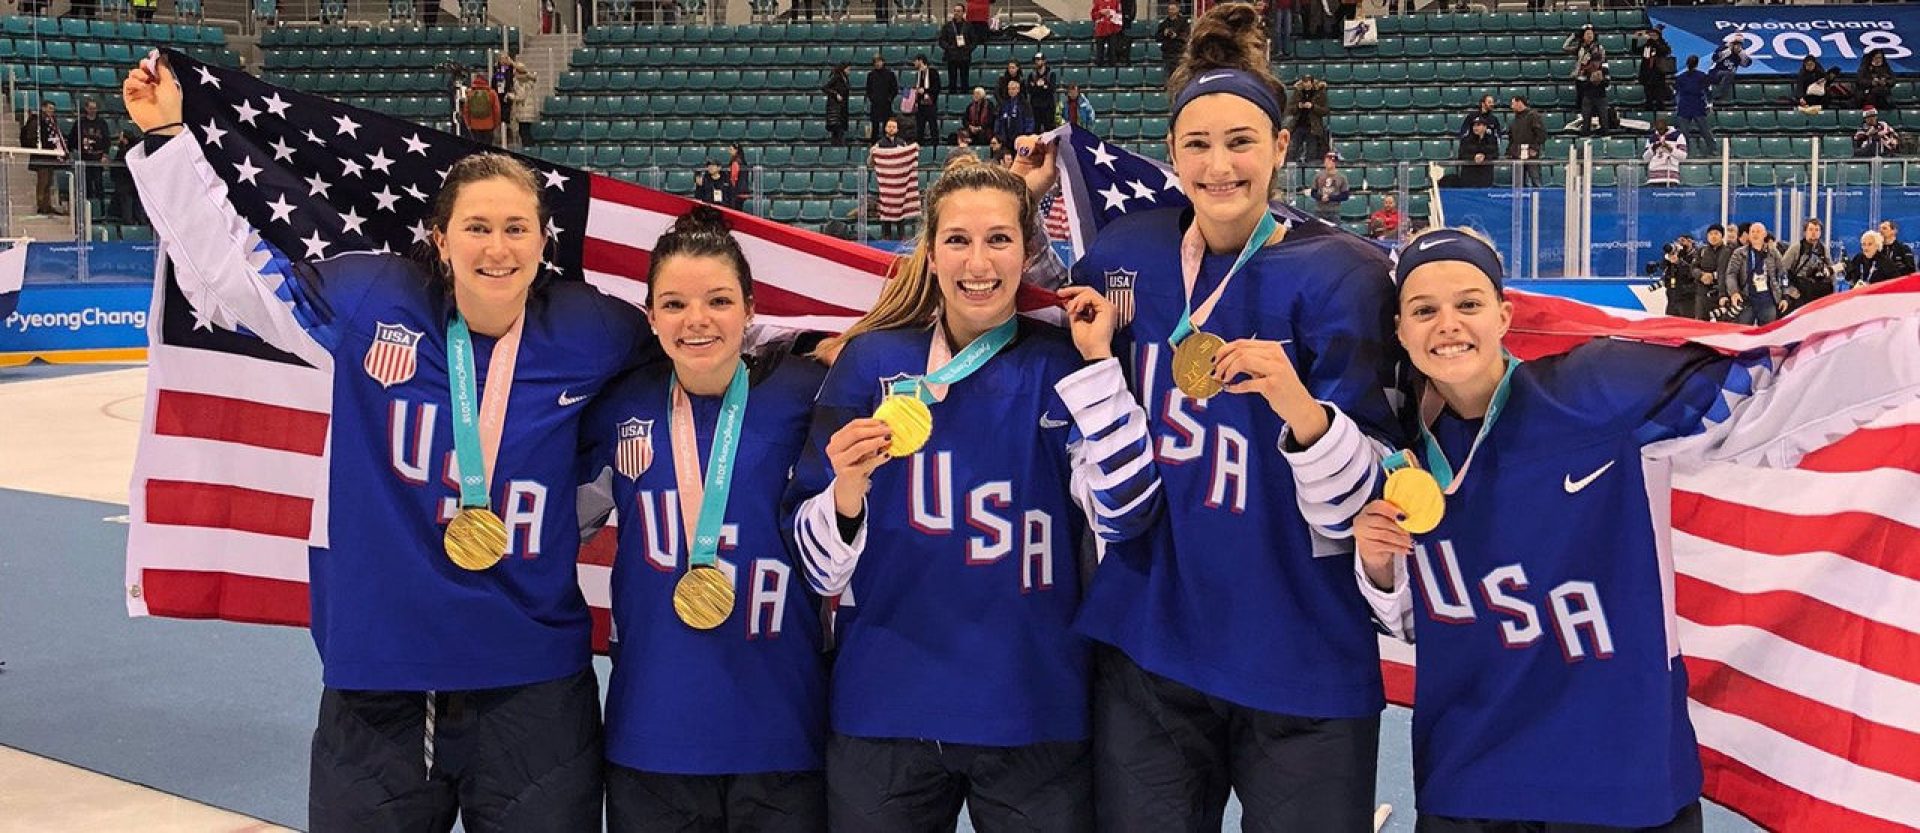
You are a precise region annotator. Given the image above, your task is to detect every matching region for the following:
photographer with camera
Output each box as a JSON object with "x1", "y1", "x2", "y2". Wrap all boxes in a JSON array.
[
  {"x1": 1782, "y1": 218, "x2": 1838, "y2": 313},
  {"x1": 1654, "y1": 234, "x2": 1702, "y2": 319},
  {"x1": 1690, "y1": 223, "x2": 1733, "y2": 318}
]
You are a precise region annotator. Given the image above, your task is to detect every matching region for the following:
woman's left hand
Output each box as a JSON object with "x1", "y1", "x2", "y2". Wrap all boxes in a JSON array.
[
  {"x1": 1059, "y1": 286, "x2": 1116, "y2": 361},
  {"x1": 1214, "y1": 338, "x2": 1331, "y2": 445}
]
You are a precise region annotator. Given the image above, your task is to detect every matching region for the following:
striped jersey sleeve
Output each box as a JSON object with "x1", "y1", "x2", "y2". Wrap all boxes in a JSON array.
[
  {"x1": 1281, "y1": 404, "x2": 1393, "y2": 542},
  {"x1": 1056, "y1": 357, "x2": 1162, "y2": 543}
]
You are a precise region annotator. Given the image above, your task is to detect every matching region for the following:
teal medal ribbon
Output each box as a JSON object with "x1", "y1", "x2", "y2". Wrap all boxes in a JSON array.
[
  {"x1": 1168, "y1": 211, "x2": 1279, "y2": 347},
  {"x1": 888, "y1": 315, "x2": 1019, "y2": 403},
  {"x1": 671, "y1": 361, "x2": 752, "y2": 570},
  {"x1": 1416, "y1": 353, "x2": 1521, "y2": 492},
  {"x1": 446, "y1": 313, "x2": 490, "y2": 511}
]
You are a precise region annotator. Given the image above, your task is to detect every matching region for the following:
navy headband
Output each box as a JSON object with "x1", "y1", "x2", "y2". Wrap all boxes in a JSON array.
[
  {"x1": 1392, "y1": 230, "x2": 1506, "y2": 292},
  {"x1": 1170, "y1": 69, "x2": 1285, "y2": 133}
]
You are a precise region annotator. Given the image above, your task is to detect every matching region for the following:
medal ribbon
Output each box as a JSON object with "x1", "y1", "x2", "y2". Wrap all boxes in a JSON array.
[
  {"x1": 447, "y1": 312, "x2": 524, "y2": 511},
  {"x1": 1168, "y1": 211, "x2": 1280, "y2": 347},
  {"x1": 1416, "y1": 353, "x2": 1520, "y2": 494},
  {"x1": 669, "y1": 361, "x2": 751, "y2": 570},
  {"x1": 888, "y1": 315, "x2": 1018, "y2": 404}
]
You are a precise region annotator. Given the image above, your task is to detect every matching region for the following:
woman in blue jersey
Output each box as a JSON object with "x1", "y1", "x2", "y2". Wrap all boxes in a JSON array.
[
  {"x1": 1020, "y1": 4, "x2": 1403, "y2": 829},
  {"x1": 789, "y1": 155, "x2": 1162, "y2": 833},
  {"x1": 578, "y1": 206, "x2": 830, "y2": 832},
  {"x1": 1345, "y1": 227, "x2": 1920, "y2": 832},
  {"x1": 124, "y1": 57, "x2": 655, "y2": 831}
]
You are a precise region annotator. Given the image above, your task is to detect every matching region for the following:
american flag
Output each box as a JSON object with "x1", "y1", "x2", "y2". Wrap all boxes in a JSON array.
[
  {"x1": 1048, "y1": 123, "x2": 1920, "y2": 831},
  {"x1": 868, "y1": 140, "x2": 921, "y2": 223}
]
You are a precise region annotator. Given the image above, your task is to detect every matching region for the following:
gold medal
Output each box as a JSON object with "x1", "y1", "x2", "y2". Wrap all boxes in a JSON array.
[
  {"x1": 1383, "y1": 467, "x2": 1446, "y2": 534},
  {"x1": 1171, "y1": 331, "x2": 1226, "y2": 399},
  {"x1": 872, "y1": 394, "x2": 933, "y2": 458},
  {"x1": 444, "y1": 506, "x2": 508, "y2": 571},
  {"x1": 673, "y1": 565, "x2": 735, "y2": 630}
]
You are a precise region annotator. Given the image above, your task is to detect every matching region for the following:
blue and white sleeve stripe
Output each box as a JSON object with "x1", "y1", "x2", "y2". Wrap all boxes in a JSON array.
[
  {"x1": 792, "y1": 486, "x2": 866, "y2": 595},
  {"x1": 126, "y1": 134, "x2": 333, "y2": 367},
  {"x1": 1058, "y1": 358, "x2": 1163, "y2": 543},
  {"x1": 1358, "y1": 555, "x2": 1415, "y2": 643},
  {"x1": 1282, "y1": 403, "x2": 1390, "y2": 540}
]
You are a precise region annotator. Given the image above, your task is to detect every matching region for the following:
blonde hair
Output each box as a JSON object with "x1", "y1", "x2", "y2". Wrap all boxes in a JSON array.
[{"x1": 815, "y1": 155, "x2": 1034, "y2": 362}]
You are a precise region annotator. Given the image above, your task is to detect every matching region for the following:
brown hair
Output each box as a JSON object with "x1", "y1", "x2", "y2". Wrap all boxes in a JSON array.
[
  {"x1": 418, "y1": 153, "x2": 550, "y2": 291},
  {"x1": 647, "y1": 205, "x2": 755, "y2": 308},
  {"x1": 814, "y1": 155, "x2": 1034, "y2": 362},
  {"x1": 1166, "y1": 3, "x2": 1282, "y2": 111}
]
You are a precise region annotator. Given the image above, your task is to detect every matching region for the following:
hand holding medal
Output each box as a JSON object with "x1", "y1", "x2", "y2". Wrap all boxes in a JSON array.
[
  {"x1": 826, "y1": 418, "x2": 896, "y2": 518},
  {"x1": 1380, "y1": 450, "x2": 1445, "y2": 534}
]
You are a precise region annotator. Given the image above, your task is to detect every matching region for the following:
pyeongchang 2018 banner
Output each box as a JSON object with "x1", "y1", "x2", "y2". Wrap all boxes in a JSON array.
[{"x1": 1649, "y1": 4, "x2": 1920, "y2": 75}]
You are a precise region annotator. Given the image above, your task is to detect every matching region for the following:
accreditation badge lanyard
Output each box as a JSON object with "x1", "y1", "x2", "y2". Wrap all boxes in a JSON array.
[
  {"x1": 447, "y1": 312, "x2": 525, "y2": 514},
  {"x1": 669, "y1": 361, "x2": 752, "y2": 573},
  {"x1": 1416, "y1": 354, "x2": 1521, "y2": 495},
  {"x1": 888, "y1": 315, "x2": 1019, "y2": 405},
  {"x1": 1168, "y1": 211, "x2": 1279, "y2": 348}
]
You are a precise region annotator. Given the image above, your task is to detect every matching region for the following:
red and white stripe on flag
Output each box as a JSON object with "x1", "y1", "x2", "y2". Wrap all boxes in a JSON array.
[{"x1": 871, "y1": 143, "x2": 922, "y2": 223}]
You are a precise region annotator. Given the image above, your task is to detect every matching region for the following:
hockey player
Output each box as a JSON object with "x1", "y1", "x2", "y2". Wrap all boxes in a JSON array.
[
  {"x1": 122, "y1": 57, "x2": 655, "y2": 830},
  {"x1": 790, "y1": 155, "x2": 1163, "y2": 832},
  {"x1": 1032, "y1": 4, "x2": 1403, "y2": 829},
  {"x1": 579, "y1": 206, "x2": 831, "y2": 832},
  {"x1": 1347, "y1": 227, "x2": 1920, "y2": 831}
]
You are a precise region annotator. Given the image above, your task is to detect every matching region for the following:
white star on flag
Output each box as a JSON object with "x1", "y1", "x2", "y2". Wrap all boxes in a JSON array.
[
  {"x1": 302, "y1": 129, "x2": 326, "y2": 146},
  {"x1": 373, "y1": 186, "x2": 401, "y2": 212},
  {"x1": 270, "y1": 138, "x2": 296, "y2": 163},
  {"x1": 265, "y1": 194, "x2": 297, "y2": 224},
  {"x1": 339, "y1": 158, "x2": 364, "y2": 179},
  {"x1": 367, "y1": 148, "x2": 394, "y2": 175},
  {"x1": 403, "y1": 134, "x2": 431, "y2": 156},
  {"x1": 332, "y1": 114, "x2": 361, "y2": 139},
  {"x1": 401, "y1": 184, "x2": 427, "y2": 203},
  {"x1": 546, "y1": 218, "x2": 563, "y2": 239},
  {"x1": 1098, "y1": 183, "x2": 1130, "y2": 212},
  {"x1": 199, "y1": 119, "x2": 227, "y2": 148},
  {"x1": 408, "y1": 221, "x2": 431, "y2": 244},
  {"x1": 261, "y1": 92, "x2": 290, "y2": 118},
  {"x1": 1089, "y1": 143, "x2": 1118, "y2": 170},
  {"x1": 1163, "y1": 166, "x2": 1183, "y2": 192},
  {"x1": 304, "y1": 172, "x2": 332, "y2": 198},
  {"x1": 1128, "y1": 180, "x2": 1157, "y2": 203},
  {"x1": 339, "y1": 207, "x2": 366, "y2": 235},
  {"x1": 542, "y1": 169, "x2": 568, "y2": 190},
  {"x1": 234, "y1": 99, "x2": 261, "y2": 126},
  {"x1": 194, "y1": 65, "x2": 221, "y2": 88},
  {"x1": 300, "y1": 230, "x2": 331, "y2": 258},
  {"x1": 232, "y1": 156, "x2": 263, "y2": 185}
]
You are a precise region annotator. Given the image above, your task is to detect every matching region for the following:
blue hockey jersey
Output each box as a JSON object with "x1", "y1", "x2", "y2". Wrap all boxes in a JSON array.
[
  {"x1": 581, "y1": 352, "x2": 830, "y2": 775},
  {"x1": 790, "y1": 318, "x2": 1162, "y2": 747},
  {"x1": 1069, "y1": 207, "x2": 1403, "y2": 718},
  {"x1": 129, "y1": 134, "x2": 656, "y2": 692}
]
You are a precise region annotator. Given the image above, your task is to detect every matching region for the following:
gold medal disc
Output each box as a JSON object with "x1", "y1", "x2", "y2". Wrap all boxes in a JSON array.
[
  {"x1": 1383, "y1": 467, "x2": 1446, "y2": 534},
  {"x1": 1170, "y1": 331, "x2": 1227, "y2": 399},
  {"x1": 673, "y1": 565, "x2": 736, "y2": 630},
  {"x1": 872, "y1": 394, "x2": 934, "y2": 458},
  {"x1": 445, "y1": 507, "x2": 509, "y2": 571}
]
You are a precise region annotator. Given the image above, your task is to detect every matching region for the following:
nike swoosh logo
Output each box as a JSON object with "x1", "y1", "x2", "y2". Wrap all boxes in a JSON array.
[
  {"x1": 1418, "y1": 237, "x2": 1452, "y2": 251},
  {"x1": 1039, "y1": 415, "x2": 1071, "y2": 429},
  {"x1": 1563, "y1": 461, "x2": 1615, "y2": 494},
  {"x1": 1195, "y1": 72, "x2": 1230, "y2": 85},
  {"x1": 557, "y1": 390, "x2": 590, "y2": 407}
]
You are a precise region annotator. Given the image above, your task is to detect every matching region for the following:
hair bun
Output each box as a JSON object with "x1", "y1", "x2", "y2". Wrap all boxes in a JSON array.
[
  {"x1": 672, "y1": 204, "x2": 731, "y2": 238},
  {"x1": 1183, "y1": 3, "x2": 1264, "y2": 74}
]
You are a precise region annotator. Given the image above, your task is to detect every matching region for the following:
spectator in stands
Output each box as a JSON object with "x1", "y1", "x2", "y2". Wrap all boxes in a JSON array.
[
  {"x1": 25, "y1": 100, "x2": 69, "y2": 215},
  {"x1": 1709, "y1": 36, "x2": 1751, "y2": 103},
  {"x1": 1643, "y1": 117, "x2": 1687, "y2": 187},
  {"x1": 1634, "y1": 26, "x2": 1673, "y2": 111},
  {"x1": 1658, "y1": 234, "x2": 1702, "y2": 319},
  {"x1": 963, "y1": 86, "x2": 995, "y2": 146},
  {"x1": 1562, "y1": 25, "x2": 1606, "y2": 79},
  {"x1": 1308, "y1": 153, "x2": 1348, "y2": 220},
  {"x1": 1858, "y1": 50, "x2": 1896, "y2": 111},
  {"x1": 1303, "y1": 0, "x2": 1338, "y2": 41},
  {"x1": 939, "y1": 7, "x2": 976, "y2": 95},
  {"x1": 694, "y1": 159, "x2": 736, "y2": 207},
  {"x1": 967, "y1": 0, "x2": 993, "y2": 48},
  {"x1": 825, "y1": 63, "x2": 852, "y2": 145},
  {"x1": 865, "y1": 54, "x2": 899, "y2": 143},
  {"x1": 493, "y1": 55, "x2": 535, "y2": 149},
  {"x1": 1094, "y1": 0, "x2": 1125, "y2": 67},
  {"x1": 1693, "y1": 223, "x2": 1732, "y2": 313},
  {"x1": 994, "y1": 78, "x2": 1035, "y2": 150},
  {"x1": 1286, "y1": 74, "x2": 1329, "y2": 165},
  {"x1": 874, "y1": 0, "x2": 890, "y2": 26},
  {"x1": 996, "y1": 60, "x2": 1023, "y2": 104},
  {"x1": 987, "y1": 134, "x2": 1011, "y2": 166},
  {"x1": 462, "y1": 75, "x2": 501, "y2": 146},
  {"x1": 1794, "y1": 57, "x2": 1828, "y2": 108},
  {"x1": 910, "y1": 55, "x2": 941, "y2": 146},
  {"x1": 71, "y1": 99, "x2": 112, "y2": 208},
  {"x1": 107, "y1": 125, "x2": 142, "y2": 225},
  {"x1": 1848, "y1": 230, "x2": 1893, "y2": 286},
  {"x1": 1027, "y1": 53, "x2": 1059, "y2": 131},
  {"x1": 1458, "y1": 94, "x2": 1501, "y2": 139},
  {"x1": 870, "y1": 117, "x2": 916, "y2": 238},
  {"x1": 1060, "y1": 82, "x2": 1096, "y2": 128},
  {"x1": 1507, "y1": 95, "x2": 1546, "y2": 187},
  {"x1": 1367, "y1": 194, "x2": 1402, "y2": 240},
  {"x1": 1269, "y1": 0, "x2": 1294, "y2": 59},
  {"x1": 1879, "y1": 220, "x2": 1916, "y2": 276},
  {"x1": 132, "y1": 0, "x2": 156, "y2": 21},
  {"x1": 1155, "y1": 4, "x2": 1189, "y2": 77},
  {"x1": 1673, "y1": 55, "x2": 1714, "y2": 154},
  {"x1": 1455, "y1": 120, "x2": 1499, "y2": 188},
  {"x1": 1782, "y1": 218, "x2": 1837, "y2": 312},
  {"x1": 1853, "y1": 106, "x2": 1900, "y2": 158},
  {"x1": 1576, "y1": 62, "x2": 1610, "y2": 136},
  {"x1": 725, "y1": 144, "x2": 752, "y2": 213},
  {"x1": 1725, "y1": 221, "x2": 1788, "y2": 325}
]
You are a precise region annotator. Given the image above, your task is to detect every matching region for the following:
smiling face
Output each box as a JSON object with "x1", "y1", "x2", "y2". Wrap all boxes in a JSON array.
[
  {"x1": 1397, "y1": 261, "x2": 1512, "y2": 391},
  {"x1": 1168, "y1": 93, "x2": 1286, "y2": 247},
  {"x1": 432, "y1": 176, "x2": 545, "y2": 323},
  {"x1": 930, "y1": 188, "x2": 1026, "y2": 343},
  {"x1": 648, "y1": 254, "x2": 752, "y2": 382}
]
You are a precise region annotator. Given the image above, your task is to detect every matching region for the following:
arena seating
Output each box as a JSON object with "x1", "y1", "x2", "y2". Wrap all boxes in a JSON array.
[
  {"x1": 258, "y1": 24, "x2": 517, "y2": 121},
  {"x1": 4, "y1": 14, "x2": 234, "y2": 117}
]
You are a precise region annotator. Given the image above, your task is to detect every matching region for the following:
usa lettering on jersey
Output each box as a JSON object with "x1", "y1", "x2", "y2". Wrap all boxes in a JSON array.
[
  {"x1": 905, "y1": 451, "x2": 1056, "y2": 594},
  {"x1": 1132, "y1": 342, "x2": 1253, "y2": 516},
  {"x1": 386, "y1": 398, "x2": 550, "y2": 558},
  {"x1": 624, "y1": 491, "x2": 793, "y2": 639},
  {"x1": 1414, "y1": 540, "x2": 1616, "y2": 662}
]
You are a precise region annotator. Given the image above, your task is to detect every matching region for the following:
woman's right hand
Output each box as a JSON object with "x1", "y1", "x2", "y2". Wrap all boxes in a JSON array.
[
  {"x1": 122, "y1": 51, "x2": 183, "y2": 135},
  {"x1": 827, "y1": 418, "x2": 894, "y2": 517},
  {"x1": 1353, "y1": 500, "x2": 1412, "y2": 591}
]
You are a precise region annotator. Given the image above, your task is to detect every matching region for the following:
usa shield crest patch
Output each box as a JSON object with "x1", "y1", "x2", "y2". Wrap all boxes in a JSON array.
[
  {"x1": 615, "y1": 418, "x2": 655, "y2": 479},
  {"x1": 363, "y1": 322, "x2": 424, "y2": 388},
  {"x1": 1102, "y1": 268, "x2": 1137, "y2": 327}
]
